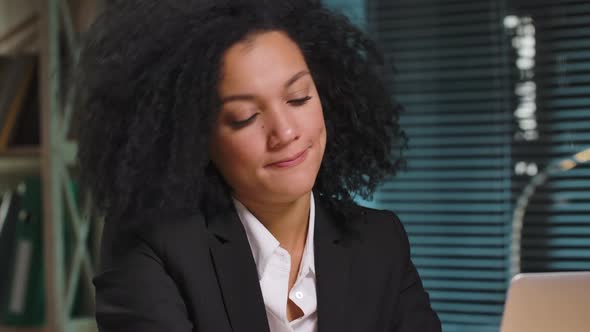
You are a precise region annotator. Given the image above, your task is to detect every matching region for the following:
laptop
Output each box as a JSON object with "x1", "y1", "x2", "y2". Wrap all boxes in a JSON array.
[{"x1": 500, "y1": 271, "x2": 590, "y2": 332}]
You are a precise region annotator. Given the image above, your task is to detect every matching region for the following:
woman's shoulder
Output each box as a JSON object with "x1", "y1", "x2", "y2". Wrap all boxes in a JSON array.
[
  {"x1": 105, "y1": 210, "x2": 208, "y2": 241},
  {"x1": 318, "y1": 197, "x2": 404, "y2": 237},
  {"x1": 99, "y1": 211, "x2": 210, "y2": 271},
  {"x1": 343, "y1": 203, "x2": 411, "y2": 252}
]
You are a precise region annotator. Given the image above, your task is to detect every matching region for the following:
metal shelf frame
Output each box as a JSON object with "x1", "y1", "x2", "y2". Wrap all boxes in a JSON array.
[{"x1": 37, "y1": 1, "x2": 100, "y2": 331}]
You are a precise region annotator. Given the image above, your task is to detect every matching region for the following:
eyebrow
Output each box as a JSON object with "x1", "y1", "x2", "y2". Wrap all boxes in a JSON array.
[{"x1": 220, "y1": 70, "x2": 310, "y2": 104}]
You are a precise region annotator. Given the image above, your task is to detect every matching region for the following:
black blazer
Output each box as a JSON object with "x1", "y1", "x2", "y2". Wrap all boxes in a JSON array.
[{"x1": 93, "y1": 196, "x2": 441, "y2": 332}]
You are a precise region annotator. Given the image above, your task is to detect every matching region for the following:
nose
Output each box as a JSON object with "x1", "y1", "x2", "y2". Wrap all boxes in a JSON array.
[{"x1": 267, "y1": 106, "x2": 300, "y2": 150}]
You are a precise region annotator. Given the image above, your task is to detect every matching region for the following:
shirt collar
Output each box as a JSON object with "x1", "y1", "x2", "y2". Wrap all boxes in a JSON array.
[
  {"x1": 301, "y1": 194, "x2": 316, "y2": 275},
  {"x1": 233, "y1": 192, "x2": 316, "y2": 279}
]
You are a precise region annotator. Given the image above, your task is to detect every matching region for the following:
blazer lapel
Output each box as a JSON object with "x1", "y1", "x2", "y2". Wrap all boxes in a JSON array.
[
  {"x1": 207, "y1": 208, "x2": 270, "y2": 332},
  {"x1": 314, "y1": 197, "x2": 362, "y2": 332}
]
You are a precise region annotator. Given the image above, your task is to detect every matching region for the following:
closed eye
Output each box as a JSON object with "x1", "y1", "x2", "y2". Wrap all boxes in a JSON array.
[
  {"x1": 287, "y1": 96, "x2": 312, "y2": 106},
  {"x1": 230, "y1": 113, "x2": 258, "y2": 128}
]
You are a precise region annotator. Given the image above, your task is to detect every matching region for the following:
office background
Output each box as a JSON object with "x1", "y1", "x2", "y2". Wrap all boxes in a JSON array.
[
  {"x1": 323, "y1": 0, "x2": 590, "y2": 331},
  {"x1": 0, "y1": 0, "x2": 589, "y2": 331}
]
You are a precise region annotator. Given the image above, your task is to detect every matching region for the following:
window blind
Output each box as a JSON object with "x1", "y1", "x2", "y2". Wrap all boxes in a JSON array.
[
  {"x1": 511, "y1": 0, "x2": 590, "y2": 273},
  {"x1": 323, "y1": 0, "x2": 590, "y2": 331},
  {"x1": 365, "y1": 1, "x2": 513, "y2": 331},
  {"x1": 324, "y1": 1, "x2": 513, "y2": 331}
]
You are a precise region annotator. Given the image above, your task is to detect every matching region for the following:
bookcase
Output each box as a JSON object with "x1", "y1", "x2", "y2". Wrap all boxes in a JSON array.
[{"x1": 0, "y1": 1, "x2": 102, "y2": 332}]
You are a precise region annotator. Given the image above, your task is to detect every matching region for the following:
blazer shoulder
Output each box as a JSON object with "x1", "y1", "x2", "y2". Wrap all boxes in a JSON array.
[
  {"x1": 355, "y1": 205, "x2": 410, "y2": 253},
  {"x1": 359, "y1": 205, "x2": 400, "y2": 221},
  {"x1": 357, "y1": 205, "x2": 403, "y2": 232},
  {"x1": 99, "y1": 211, "x2": 209, "y2": 271},
  {"x1": 95, "y1": 213, "x2": 200, "y2": 332},
  {"x1": 140, "y1": 212, "x2": 208, "y2": 242}
]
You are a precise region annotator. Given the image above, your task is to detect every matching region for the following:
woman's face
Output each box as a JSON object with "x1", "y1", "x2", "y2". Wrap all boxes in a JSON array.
[{"x1": 210, "y1": 31, "x2": 326, "y2": 205}]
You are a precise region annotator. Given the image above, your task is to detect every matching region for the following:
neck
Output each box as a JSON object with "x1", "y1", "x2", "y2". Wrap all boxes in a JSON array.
[{"x1": 234, "y1": 191, "x2": 311, "y2": 253}]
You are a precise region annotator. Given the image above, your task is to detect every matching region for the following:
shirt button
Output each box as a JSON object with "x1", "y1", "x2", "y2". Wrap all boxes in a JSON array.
[{"x1": 295, "y1": 291, "x2": 304, "y2": 299}]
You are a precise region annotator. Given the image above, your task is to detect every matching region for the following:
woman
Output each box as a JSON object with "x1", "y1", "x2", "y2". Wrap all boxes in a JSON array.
[{"x1": 77, "y1": 0, "x2": 441, "y2": 331}]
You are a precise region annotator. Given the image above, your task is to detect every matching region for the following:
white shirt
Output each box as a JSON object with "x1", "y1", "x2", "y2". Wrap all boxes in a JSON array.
[{"x1": 232, "y1": 194, "x2": 317, "y2": 332}]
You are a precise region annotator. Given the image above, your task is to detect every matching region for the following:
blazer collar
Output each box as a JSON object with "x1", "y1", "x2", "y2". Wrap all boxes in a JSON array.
[
  {"x1": 313, "y1": 195, "x2": 363, "y2": 332},
  {"x1": 206, "y1": 193, "x2": 363, "y2": 332},
  {"x1": 207, "y1": 206, "x2": 271, "y2": 332}
]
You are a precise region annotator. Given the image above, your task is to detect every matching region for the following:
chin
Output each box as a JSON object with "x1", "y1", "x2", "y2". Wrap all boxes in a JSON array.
[
  {"x1": 261, "y1": 152, "x2": 322, "y2": 202},
  {"x1": 267, "y1": 176, "x2": 316, "y2": 203}
]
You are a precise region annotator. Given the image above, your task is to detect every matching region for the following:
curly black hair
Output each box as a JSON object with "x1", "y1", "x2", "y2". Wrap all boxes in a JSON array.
[{"x1": 76, "y1": 0, "x2": 406, "y2": 223}]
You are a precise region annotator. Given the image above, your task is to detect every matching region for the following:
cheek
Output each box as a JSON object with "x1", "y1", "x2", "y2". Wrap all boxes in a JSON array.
[
  {"x1": 311, "y1": 106, "x2": 327, "y2": 144},
  {"x1": 211, "y1": 131, "x2": 263, "y2": 176},
  {"x1": 319, "y1": 121, "x2": 327, "y2": 155}
]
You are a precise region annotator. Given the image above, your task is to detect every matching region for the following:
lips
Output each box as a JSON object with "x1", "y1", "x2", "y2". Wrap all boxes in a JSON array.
[{"x1": 266, "y1": 148, "x2": 309, "y2": 168}]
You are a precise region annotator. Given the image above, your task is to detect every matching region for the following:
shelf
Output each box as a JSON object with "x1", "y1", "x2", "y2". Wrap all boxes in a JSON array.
[
  {"x1": 0, "y1": 146, "x2": 39, "y2": 175},
  {"x1": 0, "y1": 10, "x2": 38, "y2": 56},
  {"x1": 0, "y1": 326, "x2": 45, "y2": 332},
  {"x1": 68, "y1": 318, "x2": 97, "y2": 332},
  {"x1": 0, "y1": 146, "x2": 39, "y2": 156},
  {"x1": 0, "y1": 317, "x2": 96, "y2": 332}
]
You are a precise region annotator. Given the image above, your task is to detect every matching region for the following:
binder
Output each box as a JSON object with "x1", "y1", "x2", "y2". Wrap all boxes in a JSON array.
[
  {"x1": 0, "y1": 177, "x2": 44, "y2": 326},
  {"x1": 0, "y1": 190, "x2": 20, "y2": 312}
]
